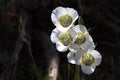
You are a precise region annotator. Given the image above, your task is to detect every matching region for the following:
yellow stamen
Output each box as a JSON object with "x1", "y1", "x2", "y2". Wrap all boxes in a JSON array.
[
  {"x1": 60, "y1": 32, "x2": 73, "y2": 46},
  {"x1": 82, "y1": 53, "x2": 94, "y2": 66},
  {"x1": 59, "y1": 14, "x2": 72, "y2": 27}
]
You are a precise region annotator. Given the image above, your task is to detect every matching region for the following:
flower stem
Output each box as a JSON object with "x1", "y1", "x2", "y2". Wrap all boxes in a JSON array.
[
  {"x1": 27, "y1": 42, "x2": 40, "y2": 80},
  {"x1": 19, "y1": 15, "x2": 40, "y2": 80},
  {"x1": 74, "y1": 65, "x2": 80, "y2": 80}
]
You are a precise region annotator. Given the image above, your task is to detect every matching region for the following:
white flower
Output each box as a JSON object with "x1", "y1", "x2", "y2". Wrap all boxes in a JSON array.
[
  {"x1": 51, "y1": 6, "x2": 78, "y2": 32},
  {"x1": 80, "y1": 50, "x2": 102, "y2": 74},
  {"x1": 67, "y1": 49, "x2": 82, "y2": 65},
  {"x1": 67, "y1": 40, "x2": 95, "y2": 65},
  {"x1": 67, "y1": 49, "x2": 102, "y2": 74},
  {"x1": 69, "y1": 25, "x2": 95, "y2": 53},
  {"x1": 50, "y1": 28, "x2": 76, "y2": 52}
]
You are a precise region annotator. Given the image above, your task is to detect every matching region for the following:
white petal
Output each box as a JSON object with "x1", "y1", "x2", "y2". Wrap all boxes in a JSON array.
[
  {"x1": 67, "y1": 52, "x2": 80, "y2": 65},
  {"x1": 79, "y1": 25, "x2": 88, "y2": 33},
  {"x1": 81, "y1": 35, "x2": 95, "y2": 50},
  {"x1": 80, "y1": 41, "x2": 94, "y2": 51},
  {"x1": 68, "y1": 28, "x2": 77, "y2": 42},
  {"x1": 51, "y1": 11, "x2": 59, "y2": 27},
  {"x1": 72, "y1": 25, "x2": 88, "y2": 33},
  {"x1": 69, "y1": 45, "x2": 79, "y2": 51},
  {"x1": 81, "y1": 64, "x2": 96, "y2": 74},
  {"x1": 90, "y1": 50, "x2": 102, "y2": 66},
  {"x1": 72, "y1": 25, "x2": 81, "y2": 32},
  {"x1": 66, "y1": 7, "x2": 78, "y2": 22},
  {"x1": 56, "y1": 42, "x2": 68, "y2": 52},
  {"x1": 51, "y1": 7, "x2": 66, "y2": 28},
  {"x1": 69, "y1": 44, "x2": 86, "y2": 54},
  {"x1": 53, "y1": 7, "x2": 66, "y2": 18},
  {"x1": 56, "y1": 25, "x2": 70, "y2": 32},
  {"x1": 50, "y1": 28, "x2": 59, "y2": 43},
  {"x1": 88, "y1": 34, "x2": 93, "y2": 42}
]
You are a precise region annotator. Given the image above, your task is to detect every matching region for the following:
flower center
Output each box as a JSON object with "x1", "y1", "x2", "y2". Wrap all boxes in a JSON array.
[
  {"x1": 75, "y1": 32, "x2": 86, "y2": 45},
  {"x1": 59, "y1": 14, "x2": 72, "y2": 27},
  {"x1": 60, "y1": 32, "x2": 73, "y2": 46},
  {"x1": 82, "y1": 53, "x2": 94, "y2": 66}
]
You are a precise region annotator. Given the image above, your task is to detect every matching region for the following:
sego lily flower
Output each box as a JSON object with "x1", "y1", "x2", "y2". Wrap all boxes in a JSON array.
[
  {"x1": 67, "y1": 49, "x2": 102, "y2": 74},
  {"x1": 67, "y1": 49, "x2": 82, "y2": 65},
  {"x1": 67, "y1": 40, "x2": 95, "y2": 65},
  {"x1": 80, "y1": 50, "x2": 102, "y2": 74},
  {"x1": 69, "y1": 25, "x2": 95, "y2": 53},
  {"x1": 50, "y1": 28, "x2": 76, "y2": 52},
  {"x1": 51, "y1": 6, "x2": 78, "y2": 32}
]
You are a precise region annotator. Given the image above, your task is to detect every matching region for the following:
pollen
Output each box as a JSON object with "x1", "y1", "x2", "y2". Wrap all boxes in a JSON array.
[
  {"x1": 82, "y1": 53, "x2": 94, "y2": 66},
  {"x1": 59, "y1": 14, "x2": 72, "y2": 27},
  {"x1": 75, "y1": 32, "x2": 86, "y2": 45},
  {"x1": 60, "y1": 32, "x2": 73, "y2": 46}
]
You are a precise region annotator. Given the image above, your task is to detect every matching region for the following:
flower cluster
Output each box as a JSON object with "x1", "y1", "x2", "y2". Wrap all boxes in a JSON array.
[{"x1": 50, "y1": 7, "x2": 102, "y2": 74}]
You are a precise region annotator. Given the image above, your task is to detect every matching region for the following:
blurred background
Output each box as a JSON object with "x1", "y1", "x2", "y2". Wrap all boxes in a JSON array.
[{"x1": 0, "y1": 0, "x2": 120, "y2": 80}]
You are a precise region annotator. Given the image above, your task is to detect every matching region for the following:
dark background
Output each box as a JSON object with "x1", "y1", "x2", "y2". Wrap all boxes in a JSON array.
[{"x1": 0, "y1": 0, "x2": 120, "y2": 80}]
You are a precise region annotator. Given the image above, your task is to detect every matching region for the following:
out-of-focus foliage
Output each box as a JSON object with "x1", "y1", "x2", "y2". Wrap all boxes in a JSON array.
[{"x1": 0, "y1": 0, "x2": 120, "y2": 80}]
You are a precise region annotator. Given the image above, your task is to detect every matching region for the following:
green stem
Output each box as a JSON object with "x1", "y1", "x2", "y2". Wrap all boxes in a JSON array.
[
  {"x1": 19, "y1": 15, "x2": 40, "y2": 80},
  {"x1": 27, "y1": 42, "x2": 40, "y2": 80},
  {"x1": 74, "y1": 65, "x2": 80, "y2": 80}
]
